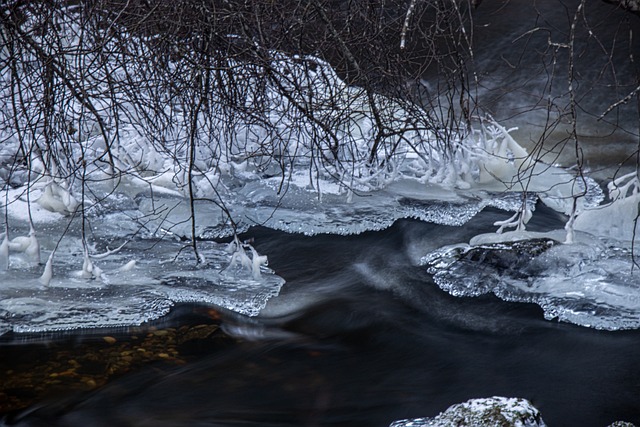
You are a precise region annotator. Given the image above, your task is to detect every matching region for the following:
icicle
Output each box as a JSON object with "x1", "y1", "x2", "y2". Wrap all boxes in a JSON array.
[
  {"x1": 25, "y1": 223, "x2": 40, "y2": 265},
  {"x1": 225, "y1": 236, "x2": 267, "y2": 279},
  {"x1": 0, "y1": 230, "x2": 9, "y2": 271},
  {"x1": 228, "y1": 247, "x2": 252, "y2": 271},
  {"x1": 518, "y1": 208, "x2": 533, "y2": 230},
  {"x1": 226, "y1": 237, "x2": 240, "y2": 254},
  {"x1": 564, "y1": 198, "x2": 579, "y2": 244},
  {"x1": 39, "y1": 251, "x2": 54, "y2": 286},
  {"x1": 81, "y1": 246, "x2": 93, "y2": 279},
  {"x1": 248, "y1": 245, "x2": 268, "y2": 280},
  {"x1": 93, "y1": 265, "x2": 104, "y2": 280},
  {"x1": 80, "y1": 244, "x2": 111, "y2": 281},
  {"x1": 564, "y1": 220, "x2": 575, "y2": 244},
  {"x1": 198, "y1": 252, "x2": 207, "y2": 264}
]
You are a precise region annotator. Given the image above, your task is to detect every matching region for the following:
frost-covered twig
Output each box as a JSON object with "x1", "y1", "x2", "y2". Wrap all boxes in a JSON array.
[
  {"x1": 88, "y1": 240, "x2": 129, "y2": 260},
  {"x1": 599, "y1": 84, "x2": 640, "y2": 120}
]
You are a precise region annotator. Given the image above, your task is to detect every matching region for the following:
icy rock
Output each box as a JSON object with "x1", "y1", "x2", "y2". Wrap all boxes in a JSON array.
[
  {"x1": 422, "y1": 238, "x2": 558, "y2": 297},
  {"x1": 607, "y1": 422, "x2": 638, "y2": 427},
  {"x1": 389, "y1": 396, "x2": 546, "y2": 427},
  {"x1": 422, "y1": 231, "x2": 640, "y2": 331}
]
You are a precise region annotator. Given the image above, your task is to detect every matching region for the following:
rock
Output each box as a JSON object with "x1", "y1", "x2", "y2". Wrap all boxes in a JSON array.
[
  {"x1": 102, "y1": 336, "x2": 117, "y2": 345},
  {"x1": 389, "y1": 396, "x2": 546, "y2": 427},
  {"x1": 608, "y1": 422, "x2": 637, "y2": 427}
]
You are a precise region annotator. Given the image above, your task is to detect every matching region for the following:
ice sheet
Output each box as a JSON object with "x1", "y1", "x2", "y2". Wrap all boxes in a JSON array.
[{"x1": 0, "y1": 229, "x2": 283, "y2": 335}]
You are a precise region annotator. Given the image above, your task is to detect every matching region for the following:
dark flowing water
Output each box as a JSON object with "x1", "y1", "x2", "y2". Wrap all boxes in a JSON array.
[{"x1": 2, "y1": 205, "x2": 640, "y2": 427}]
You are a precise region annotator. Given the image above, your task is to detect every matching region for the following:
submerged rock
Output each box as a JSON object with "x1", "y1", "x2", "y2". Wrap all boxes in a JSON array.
[{"x1": 389, "y1": 396, "x2": 546, "y2": 427}]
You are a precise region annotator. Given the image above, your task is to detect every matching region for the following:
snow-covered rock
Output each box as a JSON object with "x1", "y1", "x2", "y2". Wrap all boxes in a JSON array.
[{"x1": 389, "y1": 396, "x2": 546, "y2": 427}]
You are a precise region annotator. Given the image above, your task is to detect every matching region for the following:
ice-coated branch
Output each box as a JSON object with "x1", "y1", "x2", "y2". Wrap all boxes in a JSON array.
[
  {"x1": 400, "y1": 0, "x2": 419, "y2": 50},
  {"x1": 494, "y1": 208, "x2": 532, "y2": 234},
  {"x1": 599, "y1": 84, "x2": 640, "y2": 120},
  {"x1": 89, "y1": 240, "x2": 129, "y2": 260}
]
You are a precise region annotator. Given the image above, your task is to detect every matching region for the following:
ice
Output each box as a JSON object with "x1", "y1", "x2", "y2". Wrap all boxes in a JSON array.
[
  {"x1": 422, "y1": 230, "x2": 640, "y2": 331},
  {"x1": 111, "y1": 119, "x2": 601, "y2": 238},
  {"x1": 0, "y1": 7, "x2": 603, "y2": 240},
  {"x1": 574, "y1": 172, "x2": 640, "y2": 242},
  {"x1": 0, "y1": 222, "x2": 284, "y2": 334},
  {"x1": 124, "y1": 174, "x2": 541, "y2": 238}
]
